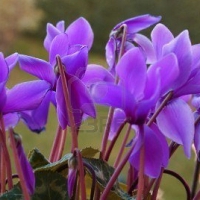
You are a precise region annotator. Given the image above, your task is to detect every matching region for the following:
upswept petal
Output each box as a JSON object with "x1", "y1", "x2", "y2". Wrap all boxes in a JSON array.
[
  {"x1": 108, "y1": 109, "x2": 126, "y2": 140},
  {"x1": 194, "y1": 115, "x2": 200, "y2": 157},
  {"x1": 3, "y1": 80, "x2": 51, "y2": 113},
  {"x1": 56, "y1": 20, "x2": 65, "y2": 32},
  {"x1": 105, "y1": 37, "x2": 117, "y2": 74},
  {"x1": 65, "y1": 17, "x2": 94, "y2": 50},
  {"x1": 3, "y1": 113, "x2": 20, "y2": 130},
  {"x1": 20, "y1": 91, "x2": 52, "y2": 133},
  {"x1": 163, "y1": 30, "x2": 192, "y2": 89},
  {"x1": 112, "y1": 14, "x2": 161, "y2": 38},
  {"x1": 91, "y1": 82, "x2": 136, "y2": 115},
  {"x1": 0, "y1": 53, "x2": 9, "y2": 82},
  {"x1": 116, "y1": 48, "x2": 147, "y2": 99},
  {"x1": 44, "y1": 22, "x2": 63, "y2": 51},
  {"x1": 62, "y1": 46, "x2": 88, "y2": 78},
  {"x1": 151, "y1": 23, "x2": 174, "y2": 59},
  {"x1": 19, "y1": 55, "x2": 55, "y2": 86},
  {"x1": 174, "y1": 68, "x2": 200, "y2": 97},
  {"x1": 49, "y1": 33, "x2": 69, "y2": 66},
  {"x1": 82, "y1": 64, "x2": 114, "y2": 87},
  {"x1": 147, "y1": 53, "x2": 179, "y2": 95},
  {"x1": 133, "y1": 33, "x2": 156, "y2": 64},
  {"x1": 191, "y1": 44, "x2": 200, "y2": 69},
  {"x1": 5, "y1": 53, "x2": 18, "y2": 70},
  {"x1": 129, "y1": 125, "x2": 164, "y2": 178},
  {"x1": 157, "y1": 98, "x2": 194, "y2": 158},
  {"x1": 67, "y1": 74, "x2": 96, "y2": 119}
]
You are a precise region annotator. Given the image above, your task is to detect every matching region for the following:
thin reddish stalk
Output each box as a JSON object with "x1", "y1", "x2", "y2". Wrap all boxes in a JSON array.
[
  {"x1": 136, "y1": 131, "x2": 145, "y2": 200},
  {"x1": 114, "y1": 124, "x2": 131, "y2": 168},
  {"x1": 104, "y1": 121, "x2": 127, "y2": 161},
  {"x1": 100, "y1": 142, "x2": 135, "y2": 199},
  {"x1": 0, "y1": 115, "x2": 13, "y2": 191},
  {"x1": 100, "y1": 25, "x2": 127, "y2": 161},
  {"x1": 55, "y1": 129, "x2": 67, "y2": 161},
  {"x1": 76, "y1": 149, "x2": 86, "y2": 200},
  {"x1": 49, "y1": 125, "x2": 62, "y2": 162},
  {"x1": 56, "y1": 56, "x2": 78, "y2": 151},
  {"x1": 9, "y1": 129, "x2": 30, "y2": 200}
]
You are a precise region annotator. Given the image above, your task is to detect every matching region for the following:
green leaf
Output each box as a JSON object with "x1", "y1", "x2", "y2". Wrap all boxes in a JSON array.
[
  {"x1": 83, "y1": 157, "x2": 135, "y2": 200},
  {"x1": 35, "y1": 153, "x2": 72, "y2": 177},
  {"x1": 28, "y1": 148, "x2": 50, "y2": 169},
  {"x1": 81, "y1": 147, "x2": 99, "y2": 158},
  {"x1": 0, "y1": 184, "x2": 23, "y2": 200},
  {"x1": 32, "y1": 171, "x2": 69, "y2": 200}
]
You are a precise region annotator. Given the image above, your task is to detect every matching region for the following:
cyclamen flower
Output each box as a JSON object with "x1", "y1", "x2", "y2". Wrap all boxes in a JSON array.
[
  {"x1": 136, "y1": 24, "x2": 197, "y2": 157},
  {"x1": 106, "y1": 14, "x2": 161, "y2": 74},
  {"x1": 92, "y1": 47, "x2": 169, "y2": 177},
  {"x1": 0, "y1": 53, "x2": 50, "y2": 130},
  {"x1": 44, "y1": 17, "x2": 94, "y2": 51}
]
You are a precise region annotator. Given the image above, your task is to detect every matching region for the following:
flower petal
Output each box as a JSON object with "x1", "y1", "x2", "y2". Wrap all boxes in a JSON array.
[
  {"x1": 5, "y1": 53, "x2": 18, "y2": 71},
  {"x1": 20, "y1": 91, "x2": 52, "y2": 133},
  {"x1": 91, "y1": 82, "x2": 136, "y2": 114},
  {"x1": 19, "y1": 55, "x2": 55, "y2": 86},
  {"x1": 62, "y1": 46, "x2": 88, "y2": 78},
  {"x1": 133, "y1": 33, "x2": 156, "y2": 64},
  {"x1": 163, "y1": 30, "x2": 192, "y2": 89},
  {"x1": 49, "y1": 33, "x2": 69, "y2": 66},
  {"x1": 129, "y1": 125, "x2": 164, "y2": 178},
  {"x1": 3, "y1": 113, "x2": 20, "y2": 130},
  {"x1": 66, "y1": 17, "x2": 94, "y2": 50},
  {"x1": 147, "y1": 53, "x2": 179, "y2": 95},
  {"x1": 82, "y1": 64, "x2": 114, "y2": 87},
  {"x1": 0, "y1": 53, "x2": 9, "y2": 82},
  {"x1": 151, "y1": 23, "x2": 174, "y2": 59},
  {"x1": 44, "y1": 22, "x2": 63, "y2": 51},
  {"x1": 113, "y1": 14, "x2": 161, "y2": 38},
  {"x1": 157, "y1": 98, "x2": 194, "y2": 158},
  {"x1": 109, "y1": 109, "x2": 126, "y2": 140},
  {"x1": 105, "y1": 37, "x2": 116, "y2": 74},
  {"x1": 116, "y1": 48, "x2": 147, "y2": 99},
  {"x1": 3, "y1": 80, "x2": 51, "y2": 113}
]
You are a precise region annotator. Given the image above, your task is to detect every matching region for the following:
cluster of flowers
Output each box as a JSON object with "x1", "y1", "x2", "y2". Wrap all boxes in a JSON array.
[{"x1": 1, "y1": 14, "x2": 200, "y2": 199}]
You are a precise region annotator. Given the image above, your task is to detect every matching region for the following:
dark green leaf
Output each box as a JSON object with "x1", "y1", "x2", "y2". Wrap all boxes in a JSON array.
[
  {"x1": 31, "y1": 171, "x2": 69, "y2": 200},
  {"x1": 28, "y1": 148, "x2": 50, "y2": 169},
  {"x1": 0, "y1": 184, "x2": 23, "y2": 200}
]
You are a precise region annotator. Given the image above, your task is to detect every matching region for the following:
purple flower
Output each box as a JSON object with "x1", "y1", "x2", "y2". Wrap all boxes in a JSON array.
[
  {"x1": 19, "y1": 30, "x2": 97, "y2": 130},
  {"x1": 44, "y1": 17, "x2": 94, "y2": 52},
  {"x1": 106, "y1": 14, "x2": 161, "y2": 74},
  {"x1": 0, "y1": 53, "x2": 50, "y2": 130}
]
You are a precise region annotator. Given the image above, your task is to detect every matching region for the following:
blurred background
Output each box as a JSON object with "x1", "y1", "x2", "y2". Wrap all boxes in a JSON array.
[{"x1": 1, "y1": 0, "x2": 200, "y2": 199}]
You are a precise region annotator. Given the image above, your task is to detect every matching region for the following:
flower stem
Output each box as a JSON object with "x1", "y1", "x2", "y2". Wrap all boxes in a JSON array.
[
  {"x1": 191, "y1": 159, "x2": 200, "y2": 198},
  {"x1": 56, "y1": 56, "x2": 78, "y2": 151},
  {"x1": 9, "y1": 129, "x2": 30, "y2": 200},
  {"x1": 0, "y1": 114, "x2": 13, "y2": 192},
  {"x1": 76, "y1": 149, "x2": 86, "y2": 200},
  {"x1": 104, "y1": 120, "x2": 127, "y2": 161},
  {"x1": 100, "y1": 142, "x2": 135, "y2": 199},
  {"x1": 114, "y1": 124, "x2": 131, "y2": 168},
  {"x1": 49, "y1": 125, "x2": 62, "y2": 162}
]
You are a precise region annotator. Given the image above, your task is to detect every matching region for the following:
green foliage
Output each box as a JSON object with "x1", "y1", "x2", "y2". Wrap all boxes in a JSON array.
[{"x1": 0, "y1": 147, "x2": 135, "y2": 200}]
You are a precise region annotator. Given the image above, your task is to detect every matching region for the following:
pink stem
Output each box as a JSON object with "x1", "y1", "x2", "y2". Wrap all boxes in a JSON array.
[
  {"x1": 100, "y1": 143, "x2": 135, "y2": 199},
  {"x1": 9, "y1": 129, "x2": 30, "y2": 200},
  {"x1": 76, "y1": 149, "x2": 86, "y2": 200},
  {"x1": 49, "y1": 125, "x2": 62, "y2": 162},
  {"x1": 114, "y1": 124, "x2": 131, "y2": 168},
  {"x1": 56, "y1": 56, "x2": 78, "y2": 151}
]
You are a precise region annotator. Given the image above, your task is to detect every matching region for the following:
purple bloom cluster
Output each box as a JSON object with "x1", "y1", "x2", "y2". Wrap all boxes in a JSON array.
[{"x1": 1, "y1": 14, "x2": 200, "y2": 199}]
